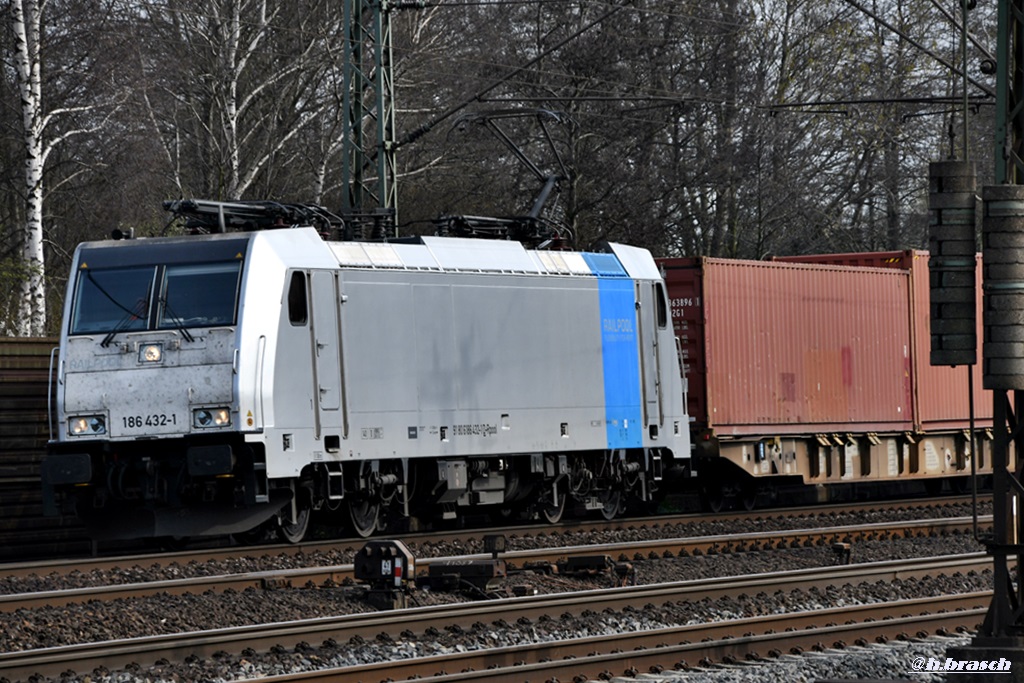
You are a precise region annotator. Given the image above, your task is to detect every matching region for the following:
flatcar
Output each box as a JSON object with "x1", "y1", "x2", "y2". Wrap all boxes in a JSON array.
[{"x1": 40, "y1": 204, "x2": 690, "y2": 541}]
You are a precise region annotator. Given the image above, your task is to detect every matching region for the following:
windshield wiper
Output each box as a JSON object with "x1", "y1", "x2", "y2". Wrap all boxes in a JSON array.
[
  {"x1": 159, "y1": 297, "x2": 195, "y2": 343},
  {"x1": 85, "y1": 271, "x2": 151, "y2": 348},
  {"x1": 101, "y1": 297, "x2": 149, "y2": 348}
]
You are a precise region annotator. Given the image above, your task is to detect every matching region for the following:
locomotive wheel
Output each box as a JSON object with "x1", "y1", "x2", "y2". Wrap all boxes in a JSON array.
[
  {"x1": 278, "y1": 502, "x2": 311, "y2": 543},
  {"x1": 349, "y1": 498, "x2": 380, "y2": 538},
  {"x1": 599, "y1": 489, "x2": 623, "y2": 520},
  {"x1": 492, "y1": 503, "x2": 528, "y2": 523},
  {"x1": 540, "y1": 481, "x2": 567, "y2": 524}
]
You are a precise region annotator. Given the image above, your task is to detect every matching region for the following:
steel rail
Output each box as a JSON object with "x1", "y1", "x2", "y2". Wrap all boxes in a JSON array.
[
  {"x1": 0, "y1": 516, "x2": 990, "y2": 612},
  {"x1": 0, "y1": 553, "x2": 995, "y2": 681},
  {"x1": 0, "y1": 494, "x2": 985, "y2": 578},
  {"x1": 251, "y1": 594, "x2": 990, "y2": 683}
]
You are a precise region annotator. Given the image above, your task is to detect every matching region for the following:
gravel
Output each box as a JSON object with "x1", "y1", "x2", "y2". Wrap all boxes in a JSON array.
[
  {"x1": 0, "y1": 506, "x2": 995, "y2": 683},
  {"x1": 0, "y1": 500, "x2": 990, "y2": 596},
  {"x1": 0, "y1": 532, "x2": 994, "y2": 683},
  {"x1": 645, "y1": 635, "x2": 972, "y2": 682},
  {"x1": 0, "y1": 534, "x2": 989, "y2": 654},
  {"x1": 12, "y1": 574, "x2": 985, "y2": 683}
]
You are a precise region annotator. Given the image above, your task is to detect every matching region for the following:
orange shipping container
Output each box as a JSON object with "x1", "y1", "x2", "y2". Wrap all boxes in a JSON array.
[
  {"x1": 775, "y1": 251, "x2": 991, "y2": 433},
  {"x1": 659, "y1": 257, "x2": 918, "y2": 438}
]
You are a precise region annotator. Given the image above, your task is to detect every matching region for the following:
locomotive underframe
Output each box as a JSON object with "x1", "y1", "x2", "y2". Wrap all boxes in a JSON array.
[
  {"x1": 42, "y1": 434, "x2": 289, "y2": 539},
  {"x1": 43, "y1": 436, "x2": 671, "y2": 539},
  {"x1": 299, "y1": 446, "x2": 670, "y2": 536}
]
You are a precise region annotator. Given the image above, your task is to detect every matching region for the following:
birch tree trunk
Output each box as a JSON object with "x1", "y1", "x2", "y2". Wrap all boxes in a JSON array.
[{"x1": 11, "y1": 0, "x2": 46, "y2": 336}]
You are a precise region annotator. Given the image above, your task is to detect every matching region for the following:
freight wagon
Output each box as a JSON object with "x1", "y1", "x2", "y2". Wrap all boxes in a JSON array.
[{"x1": 659, "y1": 252, "x2": 990, "y2": 510}]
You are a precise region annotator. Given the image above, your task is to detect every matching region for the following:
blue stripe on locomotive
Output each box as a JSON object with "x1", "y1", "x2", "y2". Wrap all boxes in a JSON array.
[{"x1": 584, "y1": 253, "x2": 643, "y2": 449}]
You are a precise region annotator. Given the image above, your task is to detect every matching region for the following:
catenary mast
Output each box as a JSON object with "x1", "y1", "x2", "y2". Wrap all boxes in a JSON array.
[{"x1": 341, "y1": 0, "x2": 409, "y2": 239}]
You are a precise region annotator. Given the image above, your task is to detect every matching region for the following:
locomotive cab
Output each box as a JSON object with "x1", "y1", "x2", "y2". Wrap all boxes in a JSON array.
[{"x1": 41, "y1": 233, "x2": 290, "y2": 539}]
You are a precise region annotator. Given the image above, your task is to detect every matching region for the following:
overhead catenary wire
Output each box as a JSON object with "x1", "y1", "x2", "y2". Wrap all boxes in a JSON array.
[
  {"x1": 393, "y1": 0, "x2": 634, "y2": 150},
  {"x1": 122, "y1": 1, "x2": 984, "y2": 122},
  {"x1": 925, "y1": 0, "x2": 994, "y2": 64},
  {"x1": 840, "y1": 0, "x2": 994, "y2": 98}
]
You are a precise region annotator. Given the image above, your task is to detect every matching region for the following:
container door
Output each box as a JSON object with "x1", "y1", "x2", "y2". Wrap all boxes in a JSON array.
[{"x1": 310, "y1": 271, "x2": 341, "y2": 413}]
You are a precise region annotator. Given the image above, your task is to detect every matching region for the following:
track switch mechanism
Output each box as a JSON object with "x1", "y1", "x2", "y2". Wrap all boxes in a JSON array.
[{"x1": 354, "y1": 539, "x2": 415, "y2": 609}]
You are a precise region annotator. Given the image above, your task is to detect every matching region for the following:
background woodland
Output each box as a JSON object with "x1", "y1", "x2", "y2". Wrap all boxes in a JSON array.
[{"x1": 0, "y1": 0, "x2": 999, "y2": 334}]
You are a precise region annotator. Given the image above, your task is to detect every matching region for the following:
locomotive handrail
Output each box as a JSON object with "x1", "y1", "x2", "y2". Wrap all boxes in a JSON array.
[{"x1": 46, "y1": 346, "x2": 58, "y2": 443}]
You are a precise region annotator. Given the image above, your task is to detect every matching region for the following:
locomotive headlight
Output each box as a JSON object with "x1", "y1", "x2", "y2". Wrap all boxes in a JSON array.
[
  {"x1": 69, "y1": 415, "x2": 107, "y2": 436},
  {"x1": 193, "y1": 407, "x2": 231, "y2": 428},
  {"x1": 139, "y1": 343, "x2": 163, "y2": 364}
]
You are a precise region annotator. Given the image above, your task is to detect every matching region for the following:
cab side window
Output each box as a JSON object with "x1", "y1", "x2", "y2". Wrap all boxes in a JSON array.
[
  {"x1": 288, "y1": 271, "x2": 308, "y2": 325},
  {"x1": 655, "y1": 283, "x2": 668, "y2": 328}
]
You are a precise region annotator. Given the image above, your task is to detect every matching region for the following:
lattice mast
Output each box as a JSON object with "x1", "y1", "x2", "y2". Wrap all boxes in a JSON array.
[{"x1": 341, "y1": 0, "x2": 413, "y2": 239}]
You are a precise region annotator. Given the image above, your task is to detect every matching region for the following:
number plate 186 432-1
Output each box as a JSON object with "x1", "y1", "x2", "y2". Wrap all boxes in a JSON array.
[{"x1": 121, "y1": 413, "x2": 179, "y2": 431}]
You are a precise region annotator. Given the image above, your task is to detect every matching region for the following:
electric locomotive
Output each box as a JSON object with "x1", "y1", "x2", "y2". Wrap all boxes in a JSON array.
[{"x1": 41, "y1": 202, "x2": 690, "y2": 541}]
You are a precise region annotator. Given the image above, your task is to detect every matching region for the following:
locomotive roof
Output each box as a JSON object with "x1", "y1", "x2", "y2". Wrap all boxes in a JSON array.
[
  {"x1": 330, "y1": 234, "x2": 661, "y2": 281},
  {"x1": 72, "y1": 228, "x2": 662, "y2": 281}
]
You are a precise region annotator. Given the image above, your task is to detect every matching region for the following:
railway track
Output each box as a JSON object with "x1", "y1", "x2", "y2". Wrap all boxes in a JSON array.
[
  {"x1": 249, "y1": 596, "x2": 986, "y2": 683},
  {"x1": 0, "y1": 515, "x2": 990, "y2": 611},
  {"x1": 0, "y1": 553, "x2": 992, "y2": 682},
  {"x1": 0, "y1": 493, "x2": 989, "y2": 579}
]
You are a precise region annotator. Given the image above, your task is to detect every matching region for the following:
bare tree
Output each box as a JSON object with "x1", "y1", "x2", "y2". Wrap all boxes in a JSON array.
[
  {"x1": 6, "y1": 0, "x2": 123, "y2": 335},
  {"x1": 136, "y1": 0, "x2": 346, "y2": 202},
  {"x1": 0, "y1": 0, "x2": 1002, "y2": 333}
]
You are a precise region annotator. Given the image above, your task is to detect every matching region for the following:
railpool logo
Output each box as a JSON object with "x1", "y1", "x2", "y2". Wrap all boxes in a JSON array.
[{"x1": 910, "y1": 655, "x2": 1012, "y2": 673}]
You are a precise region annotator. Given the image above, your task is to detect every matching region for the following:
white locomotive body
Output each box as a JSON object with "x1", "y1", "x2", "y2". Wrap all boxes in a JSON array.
[{"x1": 42, "y1": 225, "x2": 689, "y2": 540}]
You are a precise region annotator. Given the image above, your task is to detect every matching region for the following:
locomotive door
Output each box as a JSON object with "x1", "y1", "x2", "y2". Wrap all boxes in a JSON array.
[
  {"x1": 636, "y1": 281, "x2": 663, "y2": 428},
  {"x1": 310, "y1": 271, "x2": 342, "y2": 419}
]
